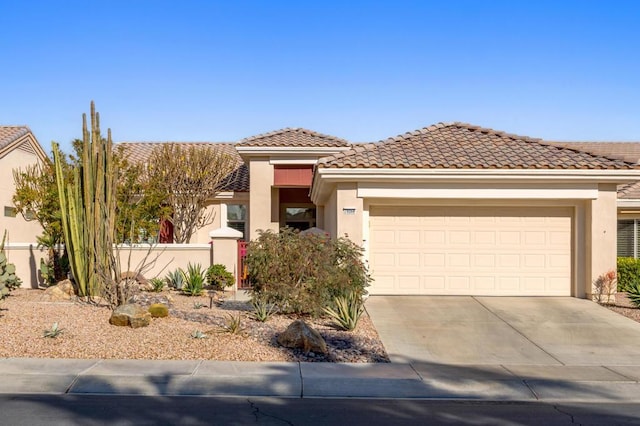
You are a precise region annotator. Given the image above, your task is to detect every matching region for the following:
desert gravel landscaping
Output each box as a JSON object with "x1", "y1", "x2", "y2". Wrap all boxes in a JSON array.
[{"x1": 0, "y1": 288, "x2": 388, "y2": 363}]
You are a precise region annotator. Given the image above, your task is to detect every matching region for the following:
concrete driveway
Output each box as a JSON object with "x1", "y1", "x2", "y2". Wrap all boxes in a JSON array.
[{"x1": 365, "y1": 296, "x2": 640, "y2": 366}]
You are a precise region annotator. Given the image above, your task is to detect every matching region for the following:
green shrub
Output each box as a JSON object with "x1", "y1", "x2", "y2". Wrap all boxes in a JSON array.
[
  {"x1": 206, "y1": 264, "x2": 235, "y2": 290},
  {"x1": 148, "y1": 303, "x2": 169, "y2": 318},
  {"x1": 323, "y1": 291, "x2": 364, "y2": 331},
  {"x1": 617, "y1": 257, "x2": 640, "y2": 292},
  {"x1": 182, "y1": 263, "x2": 205, "y2": 296},
  {"x1": 149, "y1": 278, "x2": 165, "y2": 293},
  {"x1": 245, "y1": 228, "x2": 371, "y2": 316}
]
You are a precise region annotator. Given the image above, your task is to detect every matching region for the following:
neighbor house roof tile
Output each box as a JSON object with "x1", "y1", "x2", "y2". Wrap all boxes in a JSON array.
[
  {"x1": 0, "y1": 126, "x2": 30, "y2": 151},
  {"x1": 117, "y1": 142, "x2": 249, "y2": 192},
  {"x1": 317, "y1": 122, "x2": 637, "y2": 170},
  {"x1": 545, "y1": 142, "x2": 640, "y2": 164},
  {"x1": 545, "y1": 142, "x2": 640, "y2": 199},
  {"x1": 236, "y1": 128, "x2": 350, "y2": 147}
]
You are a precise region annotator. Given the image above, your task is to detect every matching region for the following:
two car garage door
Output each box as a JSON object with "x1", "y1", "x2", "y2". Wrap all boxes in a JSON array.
[{"x1": 368, "y1": 206, "x2": 572, "y2": 296}]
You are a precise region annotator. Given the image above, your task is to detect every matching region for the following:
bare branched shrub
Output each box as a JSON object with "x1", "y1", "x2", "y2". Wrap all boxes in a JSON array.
[{"x1": 594, "y1": 269, "x2": 617, "y2": 304}]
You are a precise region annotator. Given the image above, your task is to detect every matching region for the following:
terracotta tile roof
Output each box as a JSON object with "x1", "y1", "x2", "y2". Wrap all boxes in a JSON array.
[
  {"x1": 618, "y1": 181, "x2": 640, "y2": 199},
  {"x1": 545, "y1": 142, "x2": 640, "y2": 200},
  {"x1": 0, "y1": 126, "x2": 30, "y2": 151},
  {"x1": 116, "y1": 142, "x2": 249, "y2": 192},
  {"x1": 545, "y1": 142, "x2": 640, "y2": 164},
  {"x1": 318, "y1": 122, "x2": 638, "y2": 170},
  {"x1": 237, "y1": 128, "x2": 350, "y2": 147}
]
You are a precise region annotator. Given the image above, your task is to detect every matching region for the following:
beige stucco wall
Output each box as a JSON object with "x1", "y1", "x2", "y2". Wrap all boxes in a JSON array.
[
  {"x1": 191, "y1": 203, "x2": 222, "y2": 243},
  {"x1": 335, "y1": 183, "x2": 364, "y2": 244},
  {"x1": 117, "y1": 244, "x2": 212, "y2": 279},
  {"x1": 5, "y1": 243, "x2": 212, "y2": 288},
  {"x1": 248, "y1": 158, "x2": 278, "y2": 239},
  {"x1": 322, "y1": 188, "x2": 338, "y2": 238},
  {"x1": 211, "y1": 238, "x2": 240, "y2": 290},
  {"x1": 2, "y1": 243, "x2": 48, "y2": 288},
  {"x1": 585, "y1": 184, "x2": 618, "y2": 298},
  {"x1": 0, "y1": 149, "x2": 45, "y2": 243}
]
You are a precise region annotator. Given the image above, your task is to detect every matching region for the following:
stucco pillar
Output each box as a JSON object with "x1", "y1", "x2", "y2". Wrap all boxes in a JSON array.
[
  {"x1": 585, "y1": 184, "x2": 618, "y2": 299},
  {"x1": 335, "y1": 183, "x2": 364, "y2": 245},
  {"x1": 248, "y1": 158, "x2": 278, "y2": 240},
  {"x1": 209, "y1": 226, "x2": 243, "y2": 290}
]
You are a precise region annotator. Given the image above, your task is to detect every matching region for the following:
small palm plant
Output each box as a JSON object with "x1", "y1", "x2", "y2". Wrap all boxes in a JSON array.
[{"x1": 323, "y1": 291, "x2": 364, "y2": 331}]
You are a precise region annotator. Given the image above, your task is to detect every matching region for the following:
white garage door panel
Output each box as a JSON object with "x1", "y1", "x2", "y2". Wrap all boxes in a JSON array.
[{"x1": 369, "y1": 206, "x2": 572, "y2": 296}]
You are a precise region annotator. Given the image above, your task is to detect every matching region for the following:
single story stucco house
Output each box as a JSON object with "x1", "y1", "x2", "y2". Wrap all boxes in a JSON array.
[{"x1": 3, "y1": 122, "x2": 640, "y2": 298}]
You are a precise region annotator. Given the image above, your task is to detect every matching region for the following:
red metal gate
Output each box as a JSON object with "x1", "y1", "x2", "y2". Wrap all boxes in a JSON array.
[{"x1": 237, "y1": 240, "x2": 250, "y2": 289}]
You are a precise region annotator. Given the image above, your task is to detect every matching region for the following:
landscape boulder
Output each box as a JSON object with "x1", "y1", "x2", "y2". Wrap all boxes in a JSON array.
[
  {"x1": 109, "y1": 303, "x2": 151, "y2": 328},
  {"x1": 277, "y1": 320, "x2": 328, "y2": 355},
  {"x1": 42, "y1": 279, "x2": 76, "y2": 302}
]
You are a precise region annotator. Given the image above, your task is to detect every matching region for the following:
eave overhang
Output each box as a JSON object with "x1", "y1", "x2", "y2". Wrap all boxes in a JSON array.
[
  {"x1": 310, "y1": 167, "x2": 640, "y2": 204},
  {"x1": 0, "y1": 132, "x2": 49, "y2": 163},
  {"x1": 236, "y1": 146, "x2": 351, "y2": 161}
]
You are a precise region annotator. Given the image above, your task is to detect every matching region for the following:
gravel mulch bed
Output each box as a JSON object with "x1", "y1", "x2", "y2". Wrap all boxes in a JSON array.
[
  {"x1": 0, "y1": 288, "x2": 389, "y2": 363},
  {"x1": 601, "y1": 292, "x2": 640, "y2": 323}
]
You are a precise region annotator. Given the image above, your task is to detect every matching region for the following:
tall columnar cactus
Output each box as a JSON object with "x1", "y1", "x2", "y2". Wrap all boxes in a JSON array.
[{"x1": 52, "y1": 101, "x2": 117, "y2": 297}]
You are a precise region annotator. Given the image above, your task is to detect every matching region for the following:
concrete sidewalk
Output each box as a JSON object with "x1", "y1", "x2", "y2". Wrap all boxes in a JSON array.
[{"x1": 2, "y1": 358, "x2": 640, "y2": 402}]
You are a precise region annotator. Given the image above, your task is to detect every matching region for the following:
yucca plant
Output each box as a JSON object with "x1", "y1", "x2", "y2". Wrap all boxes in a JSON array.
[
  {"x1": 323, "y1": 291, "x2": 365, "y2": 331},
  {"x1": 626, "y1": 279, "x2": 640, "y2": 308},
  {"x1": 43, "y1": 322, "x2": 64, "y2": 338},
  {"x1": 182, "y1": 263, "x2": 205, "y2": 296}
]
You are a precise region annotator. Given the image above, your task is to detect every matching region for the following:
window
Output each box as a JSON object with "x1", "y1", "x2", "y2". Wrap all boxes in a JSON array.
[
  {"x1": 618, "y1": 219, "x2": 640, "y2": 257},
  {"x1": 283, "y1": 206, "x2": 316, "y2": 231},
  {"x1": 227, "y1": 204, "x2": 247, "y2": 240},
  {"x1": 4, "y1": 206, "x2": 17, "y2": 218}
]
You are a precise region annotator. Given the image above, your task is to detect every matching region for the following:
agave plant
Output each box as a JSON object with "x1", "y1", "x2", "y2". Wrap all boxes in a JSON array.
[
  {"x1": 190, "y1": 329, "x2": 208, "y2": 339},
  {"x1": 165, "y1": 269, "x2": 185, "y2": 290},
  {"x1": 219, "y1": 314, "x2": 244, "y2": 334},
  {"x1": 43, "y1": 322, "x2": 64, "y2": 338},
  {"x1": 251, "y1": 295, "x2": 277, "y2": 322},
  {"x1": 323, "y1": 291, "x2": 365, "y2": 331},
  {"x1": 182, "y1": 263, "x2": 205, "y2": 296},
  {"x1": 626, "y1": 279, "x2": 640, "y2": 308}
]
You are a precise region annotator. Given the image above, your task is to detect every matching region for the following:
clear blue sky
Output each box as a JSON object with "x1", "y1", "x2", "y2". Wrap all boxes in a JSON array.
[{"x1": 1, "y1": 0, "x2": 639, "y2": 154}]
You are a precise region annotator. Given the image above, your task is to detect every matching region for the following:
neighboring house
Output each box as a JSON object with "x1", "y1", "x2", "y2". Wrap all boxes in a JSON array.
[
  {"x1": 546, "y1": 142, "x2": 640, "y2": 259},
  {"x1": 0, "y1": 126, "x2": 48, "y2": 243},
  {"x1": 121, "y1": 123, "x2": 640, "y2": 299}
]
